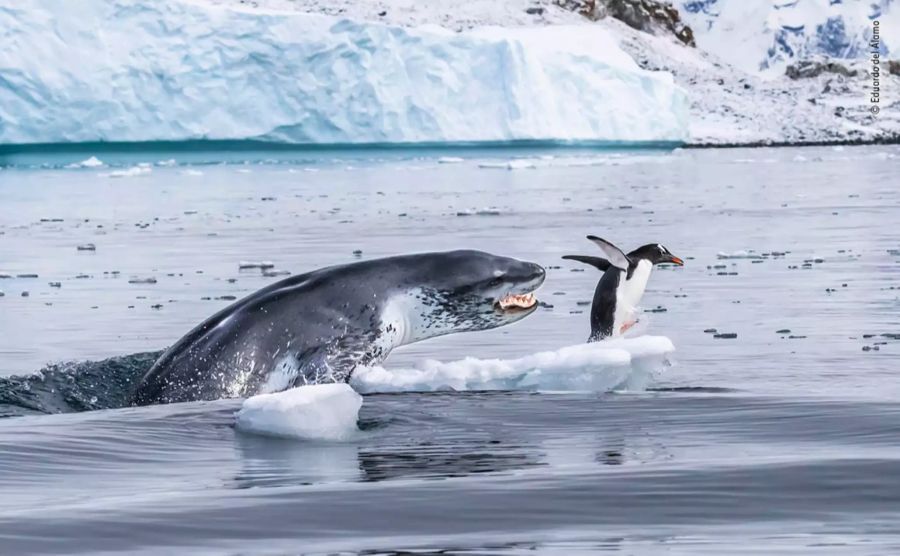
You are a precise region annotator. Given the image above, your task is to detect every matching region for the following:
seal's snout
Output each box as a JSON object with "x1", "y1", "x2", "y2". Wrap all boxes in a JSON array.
[{"x1": 517, "y1": 261, "x2": 545, "y2": 286}]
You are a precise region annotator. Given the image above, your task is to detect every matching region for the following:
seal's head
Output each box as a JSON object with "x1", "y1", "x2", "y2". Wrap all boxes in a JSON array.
[{"x1": 388, "y1": 250, "x2": 546, "y2": 343}]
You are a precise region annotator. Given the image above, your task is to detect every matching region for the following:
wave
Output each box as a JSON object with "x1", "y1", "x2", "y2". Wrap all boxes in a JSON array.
[{"x1": 0, "y1": 351, "x2": 161, "y2": 417}]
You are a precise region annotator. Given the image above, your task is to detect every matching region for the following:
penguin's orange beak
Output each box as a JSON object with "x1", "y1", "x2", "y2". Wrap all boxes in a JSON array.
[{"x1": 667, "y1": 255, "x2": 685, "y2": 266}]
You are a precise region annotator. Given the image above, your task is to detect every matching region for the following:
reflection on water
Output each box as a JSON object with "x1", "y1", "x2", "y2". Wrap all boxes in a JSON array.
[
  {"x1": 230, "y1": 400, "x2": 683, "y2": 489},
  {"x1": 233, "y1": 433, "x2": 362, "y2": 488},
  {"x1": 357, "y1": 439, "x2": 546, "y2": 482}
]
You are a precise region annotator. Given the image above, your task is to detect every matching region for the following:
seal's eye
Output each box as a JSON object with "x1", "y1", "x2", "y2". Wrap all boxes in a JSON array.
[{"x1": 489, "y1": 277, "x2": 504, "y2": 288}]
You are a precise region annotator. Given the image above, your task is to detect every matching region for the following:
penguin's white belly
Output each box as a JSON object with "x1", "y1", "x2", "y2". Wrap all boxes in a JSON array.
[{"x1": 612, "y1": 261, "x2": 653, "y2": 335}]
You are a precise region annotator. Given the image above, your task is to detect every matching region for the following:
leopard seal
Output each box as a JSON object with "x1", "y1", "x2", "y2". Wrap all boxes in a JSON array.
[{"x1": 131, "y1": 250, "x2": 545, "y2": 406}]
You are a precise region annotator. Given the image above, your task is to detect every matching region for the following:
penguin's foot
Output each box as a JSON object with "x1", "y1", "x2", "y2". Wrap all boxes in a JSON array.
[{"x1": 620, "y1": 320, "x2": 638, "y2": 334}]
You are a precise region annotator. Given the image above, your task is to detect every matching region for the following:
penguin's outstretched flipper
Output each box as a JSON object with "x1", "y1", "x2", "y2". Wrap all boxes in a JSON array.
[
  {"x1": 562, "y1": 255, "x2": 611, "y2": 272},
  {"x1": 586, "y1": 236, "x2": 631, "y2": 271}
]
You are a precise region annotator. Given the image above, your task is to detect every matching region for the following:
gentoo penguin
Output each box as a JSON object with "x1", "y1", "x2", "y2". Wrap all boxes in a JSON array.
[{"x1": 563, "y1": 235, "x2": 684, "y2": 342}]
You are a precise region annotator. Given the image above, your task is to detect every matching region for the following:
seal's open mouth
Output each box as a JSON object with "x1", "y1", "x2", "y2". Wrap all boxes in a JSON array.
[{"x1": 496, "y1": 292, "x2": 537, "y2": 311}]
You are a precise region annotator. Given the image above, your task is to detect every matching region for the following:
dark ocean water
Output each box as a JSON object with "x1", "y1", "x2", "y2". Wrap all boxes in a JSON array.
[{"x1": 0, "y1": 145, "x2": 898, "y2": 554}]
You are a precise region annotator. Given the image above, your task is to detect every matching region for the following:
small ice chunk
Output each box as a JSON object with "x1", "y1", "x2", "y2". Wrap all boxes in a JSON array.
[
  {"x1": 235, "y1": 383, "x2": 362, "y2": 441},
  {"x1": 717, "y1": 250, "x2": 764, "y2": 260},
  {"x1": 239, "y1": 261, "x2": 275, "y2": 270},
  {"x1": 478, "y1": 159, "x2": 536, "y2": 170},
  {"x1": 106, "y1": 166, "x2": 152, "y2": 178},
  {"x1": 66, "y1": 156, "x2": 104, "y2": 169},
  {"x1": 456, "y1": 207, "x2": 502, "y2": 216},
  {"x1": 438, "y1": 156, "x2": 464, "y2": 164}
]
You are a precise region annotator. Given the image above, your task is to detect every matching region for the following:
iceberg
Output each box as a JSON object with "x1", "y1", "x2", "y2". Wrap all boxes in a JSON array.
[{"x1": 0, "y1": 0, "x2": 688, "y2": 146}]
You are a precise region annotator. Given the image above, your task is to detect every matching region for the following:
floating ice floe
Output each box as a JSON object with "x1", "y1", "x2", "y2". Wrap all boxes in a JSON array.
[
  {"x1": 478, "y1": 159, "x2": 537, "y2": 170},
  {"x1": 456, "y1": 207, "x2": 503, "y2": 216},
  {"x1": 477, "y1": 154, "x2": 673, "y2": 170},
  {"x1": 437, "y1": 156, "x2": 464, "y2": 164},
  {"x1": 717, "y1": 250, "x2": 765, "y2": 260},
  {"x1": 65, "y1": 156, "x2": 104, "y2": 169},
  {"x1": 105, "y1": 164, "x2": 152, "y2": 178},
  {"x1": 239, "y1": 261, "x2": 275, "y2": 270},
  {"x1": 235, "y1": 383, "x2": 362, "y2": 441},
  {"x1": 351, "y1": 336, "x2": 675, "y2": 394}
]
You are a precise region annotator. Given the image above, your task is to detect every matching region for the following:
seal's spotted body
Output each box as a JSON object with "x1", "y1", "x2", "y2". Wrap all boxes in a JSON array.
[{"x1": 131, "y1": 251, "x2": 545, "y2": 406}]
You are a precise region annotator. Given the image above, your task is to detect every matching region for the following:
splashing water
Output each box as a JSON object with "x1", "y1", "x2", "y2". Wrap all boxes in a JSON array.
[{"x1": 0, "y1": 337, "x2": 673, "y2": 418}]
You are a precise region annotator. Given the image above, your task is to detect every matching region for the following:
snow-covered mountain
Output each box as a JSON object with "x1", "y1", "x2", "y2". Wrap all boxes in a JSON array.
[
  {"x1": 678, "y1": 0, "x2": 897, "y2": 74},
  {"x1": 0, "y1": 0, "x2": 687, "y2": 146}
]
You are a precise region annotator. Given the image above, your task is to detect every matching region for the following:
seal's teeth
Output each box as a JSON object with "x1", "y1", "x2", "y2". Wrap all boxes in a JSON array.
[{"x1": 497, "y1": 292, "x2": 538, "y2": 310}]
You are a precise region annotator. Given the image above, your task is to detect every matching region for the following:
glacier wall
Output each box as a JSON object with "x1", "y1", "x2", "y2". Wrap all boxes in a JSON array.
[{"x1": 0, "y1": 0, "x2": 688, "y2": 145}]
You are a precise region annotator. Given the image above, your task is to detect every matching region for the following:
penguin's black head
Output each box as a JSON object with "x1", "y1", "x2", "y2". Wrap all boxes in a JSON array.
[{"x1": 628, "y1": 244, "x2": 684, "y2": 267}]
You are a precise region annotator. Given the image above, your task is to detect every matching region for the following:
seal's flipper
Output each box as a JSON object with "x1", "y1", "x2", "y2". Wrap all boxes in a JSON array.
[
  {"x1": 562, "y1": 255, "x2": 611, "y2": 272},
  {"x1": 586, "y1": 236, "x2": 631, "y2": 272}
]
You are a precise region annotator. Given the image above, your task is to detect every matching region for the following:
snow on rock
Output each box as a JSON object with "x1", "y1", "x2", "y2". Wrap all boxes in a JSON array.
[
  {"x1": 0, "y1": 0, "x2": 687, "y2": 146},
  {"x1": 351, "y1": 336, "x2": 675, "y2": 393},
  {"x1": 607, "y1": 17, "x2": 900, "y2": 145},
  {"x1": 235, "y1": 383, "x2": 362, "y2": 441},
  {"x1": 677, "y1": 0, "x2": 899, "y2": 75}
]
